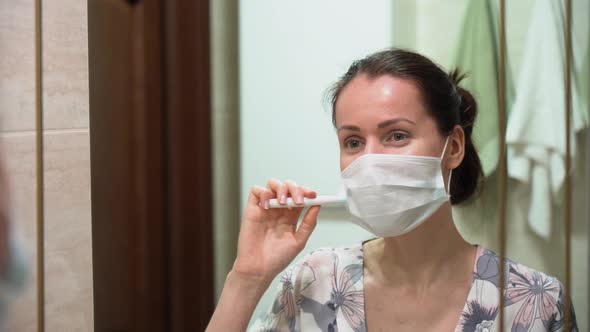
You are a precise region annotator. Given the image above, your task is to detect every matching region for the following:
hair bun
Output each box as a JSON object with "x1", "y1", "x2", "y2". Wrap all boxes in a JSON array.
[{"x1": 448, "y1": 69, "x2": 477, "y2": 138}]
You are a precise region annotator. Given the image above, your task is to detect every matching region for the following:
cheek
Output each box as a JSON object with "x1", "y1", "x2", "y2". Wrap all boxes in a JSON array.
[{"x1": 339, "y1": 154, "x2": 354, "y2": 172}]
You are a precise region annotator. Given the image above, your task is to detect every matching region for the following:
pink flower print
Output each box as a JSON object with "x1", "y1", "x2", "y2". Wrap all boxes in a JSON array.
[
  {"x1": 274, "y1": 263, "x2": 317, "y2": 320},
  {"x1": 505, "y1": 265, "x2": 558, "y2": 331},
  {"x1": 273, "y1": 268, "x2": 297, "y2": 319},
  {"x1": 329, "y1": 255, "x2": 365, "y2": 332}
]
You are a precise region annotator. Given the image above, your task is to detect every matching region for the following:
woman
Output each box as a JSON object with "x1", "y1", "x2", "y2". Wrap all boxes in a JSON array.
[{"x1": 207, "y1": 48, "x2": 577, "y2": 331}]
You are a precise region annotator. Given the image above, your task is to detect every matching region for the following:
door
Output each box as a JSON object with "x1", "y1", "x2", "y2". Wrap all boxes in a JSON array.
[{"x1": 88, "y1": 1, "x2": 213, "y2": 330}]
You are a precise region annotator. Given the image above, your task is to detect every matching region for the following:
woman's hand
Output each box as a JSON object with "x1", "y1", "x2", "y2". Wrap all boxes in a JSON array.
[
  {"x1": 206, "y1": 179, "x2": 320, "y2": 332},
  {"x1": 231, "y1": 179, "x2": 321, "y2": 284}
]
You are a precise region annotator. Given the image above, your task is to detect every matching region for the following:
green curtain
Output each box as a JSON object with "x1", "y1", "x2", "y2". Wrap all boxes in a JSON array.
[{"x1": 450, "y1": 0, "x2": 514, "y2": 176}]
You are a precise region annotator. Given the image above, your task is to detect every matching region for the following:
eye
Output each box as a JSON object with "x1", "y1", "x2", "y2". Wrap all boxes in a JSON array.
[
  {"x1": 388, "y1": 132, "x2": 408, "y2": 142},
  {"x1": 344, "y1": 137, "x2": 364, "y2": 150}
]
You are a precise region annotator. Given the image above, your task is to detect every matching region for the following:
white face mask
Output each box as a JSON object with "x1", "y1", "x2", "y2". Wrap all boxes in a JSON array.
[{"x1": 340, "y1": 138, "x2": 452, "y2": 237}]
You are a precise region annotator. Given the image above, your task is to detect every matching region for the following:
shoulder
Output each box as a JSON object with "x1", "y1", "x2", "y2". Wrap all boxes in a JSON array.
[
  {"x1": 474, "y1": 247, "x2": 577, "y2": 330},
  {"x1": 283, "y1": 243, "x2": 364, "y2": 294},
  {"x1": 474, "y1": 246, "x2": 563, "y2": 295},
  {"x1": 300, "y1": 243, "x2": 364, "y2": 271},
  {"x1": 302, "y1": 244, "x2": 364, "y2": 265}
]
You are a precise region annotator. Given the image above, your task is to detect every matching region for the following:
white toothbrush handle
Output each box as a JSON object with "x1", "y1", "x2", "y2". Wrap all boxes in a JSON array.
[{"x1": 268, "y1": 195, "x2": 346, "y2": 208}]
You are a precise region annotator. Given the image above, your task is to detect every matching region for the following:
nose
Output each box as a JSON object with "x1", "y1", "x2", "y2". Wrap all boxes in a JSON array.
[{"x1": 364, "y1": 137, "x2": 385, "y2": 154}]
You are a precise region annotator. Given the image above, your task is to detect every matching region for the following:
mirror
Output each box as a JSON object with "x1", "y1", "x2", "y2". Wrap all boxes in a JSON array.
[{"x1": 220, "y1": 0, "x2": 589, "y2": 329}]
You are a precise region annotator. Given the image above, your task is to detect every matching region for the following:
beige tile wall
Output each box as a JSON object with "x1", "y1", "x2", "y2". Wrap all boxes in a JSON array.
[
  {"x1": 0, "y1": 0, "x2": 36, "y2": 133},
  {"x1": 42, "y1": 0, "x2": 89, "y2": 130},
  {"x1": 43, "y1": 130, "x2": 92, "y2": 331},
  {"x1": 0, "y1": 0, "x2": 93, "y2": 331}
]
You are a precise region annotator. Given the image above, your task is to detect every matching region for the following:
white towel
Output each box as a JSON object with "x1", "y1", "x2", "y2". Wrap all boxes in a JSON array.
[{"x1": 506, "y1": 0, "x2": 587, "y2": 238}]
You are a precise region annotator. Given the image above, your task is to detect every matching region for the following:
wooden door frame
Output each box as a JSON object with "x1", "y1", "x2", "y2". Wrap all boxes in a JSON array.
[{"x1": 88, "y1": 0, "x2": 213, "y2": 330}]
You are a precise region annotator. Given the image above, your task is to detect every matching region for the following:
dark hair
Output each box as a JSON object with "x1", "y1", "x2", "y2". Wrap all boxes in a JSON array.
[{"x1": 328, "y1": 48, "x2": 483, "y2": 205}]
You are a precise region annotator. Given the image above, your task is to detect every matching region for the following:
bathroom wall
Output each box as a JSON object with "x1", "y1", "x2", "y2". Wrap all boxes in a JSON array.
[
  {"x1": 238, "y1": 0, "x2": 393, "y2": 325},
  {"x1": 0, "y1": 0, "x2": 93, "y2": 330}
]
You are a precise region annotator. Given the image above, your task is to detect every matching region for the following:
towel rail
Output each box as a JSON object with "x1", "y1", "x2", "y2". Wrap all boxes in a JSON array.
[
  {"x1": 34, "y1": 0, "x2": 45, "y2": 331},
  {"x1": 496, "y1": 0, "x2": 507, "y2": 331},
  {"x1": 563, "y1": 0, "x2": 573, "y2": 330}
]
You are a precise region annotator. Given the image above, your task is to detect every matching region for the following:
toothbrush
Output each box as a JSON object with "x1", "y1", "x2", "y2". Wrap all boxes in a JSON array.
[{"x1": 268, "y1": 195, "x2": 347, "y2": 208}]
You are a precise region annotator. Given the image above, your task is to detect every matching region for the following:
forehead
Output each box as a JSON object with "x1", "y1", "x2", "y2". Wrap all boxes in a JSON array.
[{"x1": 334, "y1": 74, "x2": 428, "y2": 126}]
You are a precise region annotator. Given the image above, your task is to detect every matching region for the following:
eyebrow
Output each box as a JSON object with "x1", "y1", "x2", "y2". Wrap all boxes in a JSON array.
[{"x1": 337, "y1": 117, "x2": 417, "y2": 133}]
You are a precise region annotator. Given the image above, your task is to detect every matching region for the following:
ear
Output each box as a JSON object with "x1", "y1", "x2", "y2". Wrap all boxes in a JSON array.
[{"x1": 444, "y1": 125, "x2": 465, "y2": 170}]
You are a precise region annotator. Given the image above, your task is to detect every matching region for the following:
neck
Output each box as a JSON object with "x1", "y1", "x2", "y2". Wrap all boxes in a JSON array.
[{"x1": 363, "y1": 203, "x2": 474, "y2": 286}]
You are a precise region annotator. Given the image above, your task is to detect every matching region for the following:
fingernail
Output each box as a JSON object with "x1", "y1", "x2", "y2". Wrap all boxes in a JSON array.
[
  {"x1": 296, "y1": 197, "x2": 303, "y2": 204},
  {"x1": 280, "y1": 194, "x2": 286, "y2": 204},
  {"x1": 264, "y1": 200, "x2": 270, "y2": 210}
]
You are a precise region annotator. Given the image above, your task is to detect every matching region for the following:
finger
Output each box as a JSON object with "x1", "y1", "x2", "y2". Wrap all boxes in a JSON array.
[
  {"x1": 252, "y1": 185, "x2": 275, "y2": 210},
  {"x1": 260, "y1": 186, "x2": 278, "y2": 210},
  {"x1": 294, "y1": 206, "x2": 321, "y2": 248},
  {"x1": 285, "y1": 180, "x2": 304, "y2": 205},
  {"x1": 266, "y1": 178, "x2": 288, "y2": 205},
  {"x1": 248, "y1": 185, "x2": 268, "y2": 207},
  {"x1": 301, "y1": 186, "x2": 317, "y2": 199}
]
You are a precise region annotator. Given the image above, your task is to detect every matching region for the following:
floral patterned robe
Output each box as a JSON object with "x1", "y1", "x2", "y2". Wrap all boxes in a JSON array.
[{"x1": 250, "y1": 243, "x2": 578, "y2": 332}]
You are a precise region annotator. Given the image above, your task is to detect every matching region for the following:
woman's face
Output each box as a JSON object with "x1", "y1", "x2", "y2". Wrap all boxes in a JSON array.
[{"x1": 335, "y1": 74, "x2": 451, "y2": 171}]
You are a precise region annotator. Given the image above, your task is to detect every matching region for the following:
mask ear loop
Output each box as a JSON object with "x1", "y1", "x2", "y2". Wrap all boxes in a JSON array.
[
  {"x1": 447, "y1": 170, "x2": 453, "y2": 196},
  {"x1": 440, "y1": 136, "x2": 452, "y2": 195}
]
